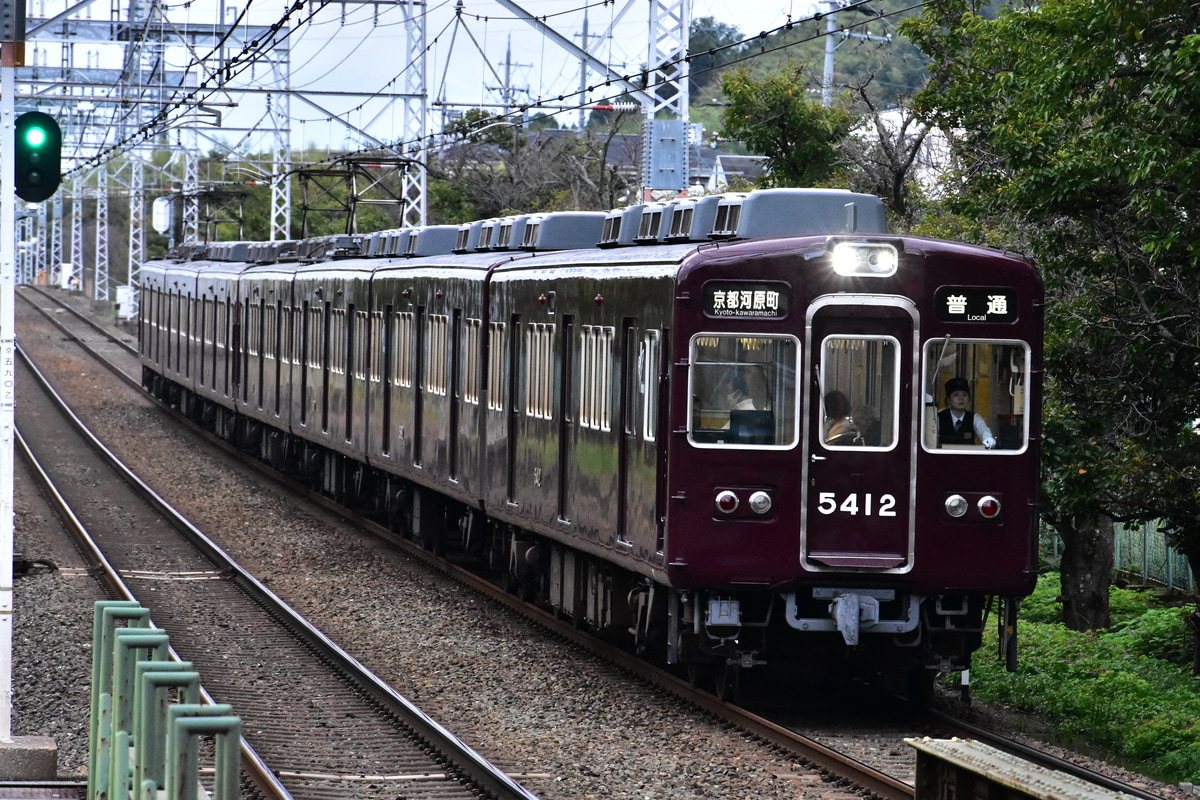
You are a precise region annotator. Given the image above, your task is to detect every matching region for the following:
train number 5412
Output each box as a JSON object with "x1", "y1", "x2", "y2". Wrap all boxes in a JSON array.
[{"x1": 816, "y1": 492, "x2": 898, "y2": 517}]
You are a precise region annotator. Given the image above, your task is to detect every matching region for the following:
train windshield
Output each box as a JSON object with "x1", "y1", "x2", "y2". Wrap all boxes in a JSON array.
[
  {"x1": 689, "y1": 334, "x2": 798, "y2": 447},
  {"x1": 819, "y1": 336, "x2": 900, "y2": 450},
  {"x1": 922, "y1": 338, "x2": 1031, "y2": 452}
]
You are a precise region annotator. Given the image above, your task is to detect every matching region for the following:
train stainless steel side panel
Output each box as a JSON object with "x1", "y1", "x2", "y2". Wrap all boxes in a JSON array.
[
  {"x1": 191, "y1": 261, "x2": 251, "y2": 412},
  {"x1": 138, "y1": 260, "x2": 170, "y2": 383},
  {"x1": 236, "y1": 266, "x2": 298, "y2": 430},
  {"x1": 484, "y1": 247, "x2": 689, "y2": 577},
  {"x1": 288, "y1": 260, "x2": 375, "y2": 459},
  {"x1": 366, "y1": 253, "x2": 505, "y2": 505}
]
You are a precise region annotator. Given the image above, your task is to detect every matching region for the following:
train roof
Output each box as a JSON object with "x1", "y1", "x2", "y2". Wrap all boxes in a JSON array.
[{"x1": 153, "y1": 187, "x2": 894, "y2": 276}]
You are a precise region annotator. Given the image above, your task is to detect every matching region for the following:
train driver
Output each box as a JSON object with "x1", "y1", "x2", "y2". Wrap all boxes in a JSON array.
[{"x1": 937, "y1": 377, "x2": 997, "y2": 448}]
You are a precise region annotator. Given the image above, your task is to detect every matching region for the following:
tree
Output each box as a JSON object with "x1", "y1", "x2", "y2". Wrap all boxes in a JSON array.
[
  {"x1": 901, "y1": 0, "x2": 1200, "y2": 631},
  {"x1": 431, "y1": 108, "x2": 637, "y2": 219},
  {"x1": 838, "y1": 81, "x2": 931, "y2": 226},
  {"x1": 719, "y1": 62, "x2": 852, "y2": 187},
  {"x1": 689, "y1": 16, "x2": 746, "y2": 101}
]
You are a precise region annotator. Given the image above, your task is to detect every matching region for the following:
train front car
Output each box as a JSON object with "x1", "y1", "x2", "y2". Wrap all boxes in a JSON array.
[{"x1": 667, "y1": 234, "x2": 1042, "y2": 696}]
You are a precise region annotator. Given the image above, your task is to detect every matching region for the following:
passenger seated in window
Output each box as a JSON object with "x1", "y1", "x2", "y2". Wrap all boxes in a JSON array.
[
  {"x1": 850, "y1": 404, "x2": 881, "y2": 447},
  {"x1": 718, "y1": 370, "x2": 756, "y2": 411},
  {"x1": 822, "y1": 390, "x2": 848, "y2": 440},
  {"x1": 937, "y1": 377, "x2": 996, "y2": 448},
  {"x1": 824, "y1": 403, "x2": 880, "y2": 447}
]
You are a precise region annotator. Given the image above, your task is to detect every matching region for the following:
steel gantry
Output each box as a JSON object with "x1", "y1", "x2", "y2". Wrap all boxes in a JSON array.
[{"x1": 8, "y1": 0, "x2": 700, "y2": 301}]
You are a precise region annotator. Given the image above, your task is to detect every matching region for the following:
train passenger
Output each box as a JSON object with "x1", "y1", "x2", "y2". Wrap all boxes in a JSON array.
[
  {"x1": 850, "y1": 404, "x2": 881, "y2": 447},
  {"x1": 821, "y1": 391, "x2": 848, "y2": 439},
  {"x1": 937, "y1": 377, "x2": 997, "y2": 448},
  {"x1": 718, "y1": 370, "x2": 757, "y2": 411}
]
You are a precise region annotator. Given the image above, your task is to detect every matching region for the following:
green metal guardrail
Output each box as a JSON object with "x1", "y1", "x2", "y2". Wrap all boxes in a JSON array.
[{"x1": 88, "y1": 600, "x2": 242, "y2": 800}]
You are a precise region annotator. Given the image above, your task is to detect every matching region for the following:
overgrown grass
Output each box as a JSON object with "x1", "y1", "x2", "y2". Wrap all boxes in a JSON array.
[{"x1": 966, "y1": 573, "x2": 1200, "y2": 783}]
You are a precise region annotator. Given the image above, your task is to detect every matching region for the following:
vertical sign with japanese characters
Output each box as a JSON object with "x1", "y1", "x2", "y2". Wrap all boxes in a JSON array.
[{"x1": 934, "y1": 287, "x2": 1018, "y2": 324}]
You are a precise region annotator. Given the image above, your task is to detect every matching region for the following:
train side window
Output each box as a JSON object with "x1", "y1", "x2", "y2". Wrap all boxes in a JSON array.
[
  {"x1": 463, "y1": 318, "x2": 482, "y2": 404},
  {"x1": 487, "y1": 322, "x2": 506, "y2": 411},
  {"x1": 525, "y1": 323, "x2": 555, "y2": 420},
  {"x1": 922, "y1": 339, "x2": 1030, "y2": 453},
  {"x1": 820, "y1": 336, "x2": 899, "y2": 450},
  {"x1": 393, "y1": 311, "x2": 414, "y2": 388},
  {"x1": 580, "y1": 325, "x2": 614, "y2": 431},
  {"x1": 688, "y1": 333, "x2": 798, "y2": 448},
  {"x1": 642, "y1": 330, "x2": 660, "y2": 442},
  {"x1": 426, "y1": 314, "x2": 449, "y2": 395}
]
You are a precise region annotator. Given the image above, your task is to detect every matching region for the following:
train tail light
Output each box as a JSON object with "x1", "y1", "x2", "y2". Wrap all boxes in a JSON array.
[
  {"x1": 715, "y1": 491, "x2": 739, "y2": 514},
  {"x1": 978, "y1": 496, "x2": 1001, "y2": 519}
]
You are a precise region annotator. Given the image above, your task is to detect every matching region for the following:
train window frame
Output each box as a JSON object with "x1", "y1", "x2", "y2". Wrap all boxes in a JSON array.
[
  {"x1": 641, "y1": 329, "x2": 661, "y2": 443},
  {"x1": 329, "y1": 309, "x2": 346, "y2": 374},
  {"x1": 687, "y1": 332, "x2": 800, "y2": 450},
  {"x1": 921, "y1": 337, "x2": 1031, "y2": 455},
  {"x1": 819, "y1": 334, "x2": 901, "y2": 452},
  {"x1": 487, "y1": 321, "x2": 506, "y2": 411},
  {"x1": 368, "y1": 311, "x2": 383, "y2": 382},
  {"x1": 393, "y1": 311, "x2": 414, "y2": 388},
  {"x1": 580, "y1": 325, "x2": 614, "y2": 431},
  {"x1": 353, "y1": 310, "x2": 370, "y2": 381},
  {"x1": 525, "y1": 322, "x2": 555, "y2": 420},
  {"x1": 462, "y1": 318, "x2": 482, "y2": 405},
  {"x1": 426, "y1": 314, "x2": 449, "y2": 396}
]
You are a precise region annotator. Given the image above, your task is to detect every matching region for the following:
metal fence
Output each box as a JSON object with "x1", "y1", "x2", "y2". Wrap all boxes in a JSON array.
[
  {"x1": 1041, "y1": 523, "x2": 1197, "y2": 593},
  {"x1": 1114, "y1": 522, "x2": 1196, "y2": 593}
]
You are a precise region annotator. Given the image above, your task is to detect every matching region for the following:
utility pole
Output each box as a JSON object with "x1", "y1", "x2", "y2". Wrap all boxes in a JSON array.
[{"x1": 821, "y1": 0, "x2": 890, "y2": 107}]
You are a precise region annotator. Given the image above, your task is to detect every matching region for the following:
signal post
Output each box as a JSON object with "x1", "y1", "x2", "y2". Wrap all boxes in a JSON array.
[{"x1": 0, "y1": 3, "x2": 59, "y2": 779}]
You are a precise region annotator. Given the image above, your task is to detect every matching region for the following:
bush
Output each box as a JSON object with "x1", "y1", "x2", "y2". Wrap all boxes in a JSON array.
[
  {"x1": 1110, "y1": 606, "x2": 1193, "y2": 664},
  {"x1": 968, "y1": 575, "x2": 1200, "y2": 783}
]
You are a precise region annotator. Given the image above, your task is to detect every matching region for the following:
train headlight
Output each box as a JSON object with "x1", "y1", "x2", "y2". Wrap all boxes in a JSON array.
[
  {"x1": 830, "y1": 242, "x2": 899, "y2": 277},
  {"x1": 748, "y1": 491, "x2": 772, "y2": 515},
  {"x1": 715, "y1": 491, "x2": 739, "y2": 515},
  {"x1": 945, "y1": 494, "x2": 968, "y2": 518},
  {"x1": 978, "y1": 496, "x2": 1001, "y2": 519}
]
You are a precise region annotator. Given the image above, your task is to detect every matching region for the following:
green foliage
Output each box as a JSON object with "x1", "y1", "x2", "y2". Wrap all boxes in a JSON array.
[
  {"x1": 1014, "y1": 572, "x2": 1065, "y2": 624},
  {"x1": 724, "y1": 5, "x2": 930, "y2": 108},
  {"x1": 969, "y1": 576, "x2": 1200, "y2": 781},
  {"x1": 719, "y1": 62, "x2": 852, "y2": 187},
  {"x1": 689, "y1": 16, "x2": 747, "y2": 102},
  {"x1": 1110, "y1": 607, "x2": 1194, "y2": 665},
  {"x1": 902, "y1": 0, "x2": 1200, "y2": 586}
]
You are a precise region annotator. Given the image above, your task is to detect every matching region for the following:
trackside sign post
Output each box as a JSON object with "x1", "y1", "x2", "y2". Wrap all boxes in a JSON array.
[{"x1": 1, "y1": 38, "x2": 17, "y2": 747}]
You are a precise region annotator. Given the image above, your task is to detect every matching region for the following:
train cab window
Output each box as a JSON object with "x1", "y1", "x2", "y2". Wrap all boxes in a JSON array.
[
  {"x1": 689, "y1": 334, "x2": 798, "y2": 448},
  {"x1": 820, "y1": 336, "x2": 899, "y2": 449},
  {"x1": 922, "y1": 339, "x2": 1030, "y2": 452}
]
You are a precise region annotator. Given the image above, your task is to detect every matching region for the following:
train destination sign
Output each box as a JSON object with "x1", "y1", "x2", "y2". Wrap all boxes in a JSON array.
[
  {"x1": 935, "y1": 287, "x2": 1018, "y2": 324},
  {"x1": 704, "y1": 282, "x2": 789, "y2": 318}
]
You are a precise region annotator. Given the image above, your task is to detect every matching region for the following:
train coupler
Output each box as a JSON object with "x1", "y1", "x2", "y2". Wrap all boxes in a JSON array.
[{"x1": 784, "y1": 588, "x2": 921, "y2": 646}]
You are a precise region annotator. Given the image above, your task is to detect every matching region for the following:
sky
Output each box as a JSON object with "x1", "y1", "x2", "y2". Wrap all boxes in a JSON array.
[
  {"x1": 181, "y1": 0, "x2": 823, "y2": 153},
  {"x1": 35, "y1": 0, "x2": 826, "y2": 163}
]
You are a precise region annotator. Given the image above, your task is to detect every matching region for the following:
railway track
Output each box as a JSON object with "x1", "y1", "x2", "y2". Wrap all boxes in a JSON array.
[
  {"x1": 14, "y1": 289, "x2": 538, "y2": 800},
  {"x1": 14, "y1": 284, "x2": 1178, "y2": 800}
]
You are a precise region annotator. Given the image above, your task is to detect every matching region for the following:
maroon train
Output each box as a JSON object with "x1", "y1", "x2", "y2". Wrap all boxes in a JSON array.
[{"x1": 139, "y1": 188, "x2": 1042, "y2": 699}]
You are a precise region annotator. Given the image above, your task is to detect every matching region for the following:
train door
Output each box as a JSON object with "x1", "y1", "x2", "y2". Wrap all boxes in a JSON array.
[{"x1": 801, "y1": 296, "x2": 917, "y2": 573}]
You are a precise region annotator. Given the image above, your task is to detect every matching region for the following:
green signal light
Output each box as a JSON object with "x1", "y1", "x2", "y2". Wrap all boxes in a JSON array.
[{"x1": 14, "y1": 112, "x2": 62, "y2": 202}]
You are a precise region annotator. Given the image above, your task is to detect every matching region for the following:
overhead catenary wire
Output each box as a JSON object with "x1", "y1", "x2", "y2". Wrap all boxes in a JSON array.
[{"x1": 66, "y1": 0, "x2": 916, "y2": 180}]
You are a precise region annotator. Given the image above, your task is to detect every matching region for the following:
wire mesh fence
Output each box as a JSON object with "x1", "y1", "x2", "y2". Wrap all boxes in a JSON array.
[{"x1": 1040, "y1": 523, "x2": 1196, "y2": 593}]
